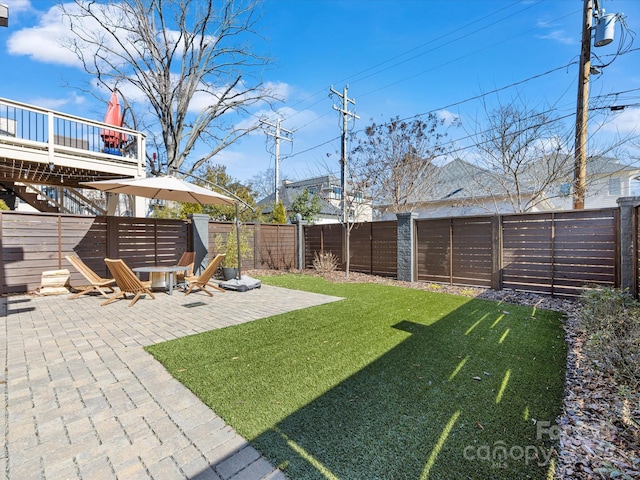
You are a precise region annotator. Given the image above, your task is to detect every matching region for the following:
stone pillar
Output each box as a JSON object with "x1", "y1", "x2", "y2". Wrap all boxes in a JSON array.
[
  {"x1": 616, "y1": 197, "x2": 640, "y2": 292},
  {"x1": 397, "y1": 212, "x2": 418, "y2": 282},
  {"x1": 189, "y1": 214, "x2": 210, "y2": 275}
]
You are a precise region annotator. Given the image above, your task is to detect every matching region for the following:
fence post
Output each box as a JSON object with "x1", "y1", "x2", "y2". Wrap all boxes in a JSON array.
[
  {"x1": 293, "y1": 213, "x2": 304, "y2": 270},
  {"x1": 188, "y1": 214, "x2": 210, "y2": 274},
  {"x1": 253, "y1": 221, "x2": 261, "y2": 270},
  {"x1": 397, "y1": 212, "x2": 417, "y2": 282},
  {"x1": 491, "y1": 215, "x2": 503, "y2": 290},
  {"x1": 616, "y1": 197, "x2": 640, "y2": 293}
]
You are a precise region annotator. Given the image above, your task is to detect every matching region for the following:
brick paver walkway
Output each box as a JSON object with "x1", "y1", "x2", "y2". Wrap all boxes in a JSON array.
[{"x1": 1, "y1": 284, "x2": 342, "y2": 479}]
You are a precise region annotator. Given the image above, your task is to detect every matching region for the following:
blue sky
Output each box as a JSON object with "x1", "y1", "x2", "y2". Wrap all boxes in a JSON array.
[{"x1": 1, "y1": 0, "x2": 639, "y2": 185}]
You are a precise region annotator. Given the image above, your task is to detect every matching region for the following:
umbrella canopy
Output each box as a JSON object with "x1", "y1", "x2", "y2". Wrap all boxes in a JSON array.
[
  {"x1": 82, "y1": 175, "x2": 235, "y2": 205},
  {"x1": 100, "y1": 91, "x2": 127, "y2": 148}
]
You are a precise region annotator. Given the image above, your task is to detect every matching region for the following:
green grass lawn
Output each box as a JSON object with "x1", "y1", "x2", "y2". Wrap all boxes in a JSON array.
[{"x1": 146, "y1": 275, "x2": 566, "y2": 479}]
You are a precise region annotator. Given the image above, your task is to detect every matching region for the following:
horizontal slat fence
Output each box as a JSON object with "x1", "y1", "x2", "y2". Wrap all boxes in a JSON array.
[
  {"x1": 259, "y1": 224, "x2": 297, "y2": 270},
  {"x1": 0, "y1": 212, "x2": 191, "y2": 294},
  {"x1": 207, "y1": 221, "x2": 296, "y2": 271},
  {"x1": 0, "y1": 206, "x2": 632, "y2": 297},
  {"x1": 304, "y1": 223, "x2": 344, "y2": 268},
  {"x1": 502, "y1": 209, "x2": 618, "y2": 296},
  {"x1": 412, "y1": 209, "x2": 619, "y2": 296},
  {"x1": 416, "y1": 216, "x2": 495, "y2": 288},
  {"x1": 304, "y1": 221, "x2": 397, "y2": 277},
  {"x1": 208, "y1": 222, "x2": 256, "y2": 271}
]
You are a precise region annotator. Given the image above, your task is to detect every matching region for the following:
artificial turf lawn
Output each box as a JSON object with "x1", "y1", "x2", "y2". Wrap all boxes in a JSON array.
[{"x1": 145, "y1": 275, "x2": 567, "y2": 479}]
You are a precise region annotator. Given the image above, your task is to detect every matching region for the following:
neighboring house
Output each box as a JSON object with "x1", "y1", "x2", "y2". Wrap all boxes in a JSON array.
[
  {"x1": 548, "y1": 155, "x2": 640, "y2": 210},
  {"x1": 375, "y1": 158, "x2": 553, "y2": 220},
  {"x1": 258, "y1": 175, "x2": 373, "y2": 224},
  {"x1": 375, "y1": 156, "x2": 639, "y2": 220}
]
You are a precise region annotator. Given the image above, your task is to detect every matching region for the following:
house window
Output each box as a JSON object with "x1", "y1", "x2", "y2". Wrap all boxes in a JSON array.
[
  {"x1": 559, "y1": 183, "x2": 571, "y2": 196},
  {"x1": 331, "y1": 186, "x2": 342, "y2": 199},
  {"x1": 608, "y1": 177, "x2": 621, "y2": 196}
]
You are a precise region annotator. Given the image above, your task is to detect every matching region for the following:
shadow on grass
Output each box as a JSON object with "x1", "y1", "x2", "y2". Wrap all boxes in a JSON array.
[{"x1": 250, "y1": 301, "x2": 565, "y2": 479}]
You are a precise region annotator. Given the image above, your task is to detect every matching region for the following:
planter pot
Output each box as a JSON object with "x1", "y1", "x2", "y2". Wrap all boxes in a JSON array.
[{"x1": 222, "y1": 267, "x2": 238, "y2": 281}]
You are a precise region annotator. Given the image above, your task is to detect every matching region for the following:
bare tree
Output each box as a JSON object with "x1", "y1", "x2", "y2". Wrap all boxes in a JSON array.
[
  {"x1": 352, "y1": 114, "x2": 458, "y2": 216},
  {"x1": 466, "y1": 96, "x2": 574, "y2": 213},
  {"x1": 62, "y1": 0, "x2": 276, "y2": 175},
  {"x1": 248, "y1": 167, "x2": 290, "y2": 201},
  {"x1": 309, "y1": 171, "x2": 371, "y2": 280}
]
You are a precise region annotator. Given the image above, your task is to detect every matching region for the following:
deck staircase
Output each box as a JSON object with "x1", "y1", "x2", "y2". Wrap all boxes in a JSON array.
[
  {"x1": 0, "y1": 181, "x2": 59, "y2": 213},
  {"x1": 0, "y1": 96, "x2": 144, "y2": 215},
  {"x1": 0, "y1": 181, "x2": 106, "y2": 215}
]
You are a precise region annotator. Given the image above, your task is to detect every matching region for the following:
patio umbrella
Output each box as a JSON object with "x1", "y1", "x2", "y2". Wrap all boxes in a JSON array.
[
  {"x1": 100, "y1": 91, "x2": 127, "y2": 150},
  {"x1": 81, "y1": 175, "x2": 235, "y2": 205}
]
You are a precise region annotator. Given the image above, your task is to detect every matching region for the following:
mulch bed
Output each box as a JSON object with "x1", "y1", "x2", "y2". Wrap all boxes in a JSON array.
[{"x1": 250, "y1": 269, "x2": 640, "y2": 479}]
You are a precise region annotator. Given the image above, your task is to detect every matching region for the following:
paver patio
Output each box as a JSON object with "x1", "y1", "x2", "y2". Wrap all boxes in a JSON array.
[{"x1": 1, "y1": 284, "x2": 342, "y2": 479}]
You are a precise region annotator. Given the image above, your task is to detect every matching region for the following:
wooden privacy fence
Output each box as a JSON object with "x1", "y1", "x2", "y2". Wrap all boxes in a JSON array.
[
  {"x1": 1, "y1": 204, "x2": 638, "y2": 297},
  {"x1": 415, "y1": 209, "x2": 618, "y2": 296},
  {"x1": 0, "y1": 212, "x2": 191, "y2": 294},
  {"x1": 303, "y1": 208, "x2": 624, "y2": 297},
  {"x1": 501, "y1": 209, "x2": 618, "y2": 296},
  {"x1": 0, "y1": 212, "x2": 297, "y2": 295},
  {"x1": 304, "y1": 221, "x2": 397, "y2": 277},
  {"x1": 208, "y1": 222, "x2": 297, "y2": 271}
]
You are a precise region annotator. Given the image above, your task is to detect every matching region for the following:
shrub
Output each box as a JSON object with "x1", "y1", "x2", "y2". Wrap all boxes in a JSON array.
[
  {"x1": 312, "y1": 251, "x2": 338, "y2": 274},
  {"x1": 580, "y1": 287, "x2": 640, "y2": 391},
  {"x1": 214, "y1": 224, "x2": 252, "y2": 269}
]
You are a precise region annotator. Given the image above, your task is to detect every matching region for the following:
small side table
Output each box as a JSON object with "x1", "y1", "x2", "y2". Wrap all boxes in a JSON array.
[{"x1": 132, "y1": 265, "x2": 189, "y2": 295}]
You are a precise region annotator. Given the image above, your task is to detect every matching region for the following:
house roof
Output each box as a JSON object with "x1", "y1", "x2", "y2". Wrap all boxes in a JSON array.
[
  {"x1": 392, "y1": 158, "x2": 527, "y2": 205},
  {"x1": 584, "y1": 155, "x2": 640, "y2": 175},
  {"x1": 431, "y1": 158, "x2": 516, "y2": 200}
]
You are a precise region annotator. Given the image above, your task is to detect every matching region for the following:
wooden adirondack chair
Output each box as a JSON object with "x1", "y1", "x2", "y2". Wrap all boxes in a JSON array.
[
  {"x1": 102, "y1": 258, "x2": 156, "y2": 307},
  {"x1": 184, "y1": 254, "x2": 226, "y2": 297},
  {"x1": 65, "y1": 254, "x2": 116, "y2": 300},
  {"x1": 175, "y1": 251, "x2": 195, "y2": 286}
]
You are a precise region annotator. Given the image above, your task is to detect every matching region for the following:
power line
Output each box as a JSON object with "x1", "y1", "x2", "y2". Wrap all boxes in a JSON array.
[
  {"x1": 282, "y1": 61, "x2": 579, "y2": 161},
  {"x1": 330, "y1": 85, "x2": 359, "y2": 223},
  {"x1": 260, "y1": 118, "x2": 292, "y2": 204},
  {"x1": 258, "y1": 1, "x2": 562, "y2": 129}
]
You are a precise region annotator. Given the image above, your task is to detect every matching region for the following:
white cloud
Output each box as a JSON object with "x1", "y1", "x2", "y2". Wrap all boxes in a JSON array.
[
  {"x1": 27, "y1": 92, "x2": 86, "y2": 111},
  {"x1": 535, "y1": 19, "x2": 576, "y2": 46},
  {"x1": 536, "y1": 30, "x2": 576, "y2": 45},
  {"x1": 5, "y1": 0, "x2": 32, "y2": 15},
  {"x1": 7, "y1": 2, "x2": 141, "y2": 70},
  {"x1": 601, "y1": 107, "x2": 640, "y2": 135},
  {"x1": 437, "y1": 109, "x2": 459, "y2": 125},
  {"x1": 6, "y1": 3, "x2": 82, "y2": 67}
]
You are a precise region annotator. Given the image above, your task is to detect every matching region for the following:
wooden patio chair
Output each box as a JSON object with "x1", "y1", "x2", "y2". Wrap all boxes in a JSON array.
[
  {"x1": 102, "y1": 258, "x2": 156, "y2": 307},
  {"x1": 175, "y1": 251, "x2": 195, "y2": 286},
  {"x1": 184, "y1": 254, "x2": 226, "y2": 297},
  {"x1": 65, "y1": 254, "x2": 116, "y2": 300}
]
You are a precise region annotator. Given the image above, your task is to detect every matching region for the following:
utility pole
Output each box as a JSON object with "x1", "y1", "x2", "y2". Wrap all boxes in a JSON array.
[
  {"x1": 574, "y1": 0, "x2": 595, "y2": 210},
  {"x1": 260, "y1": 118, "x2": 292, "y2": 205},
  {"x1": 330, "y1": 85, "x2": 359, "y2": 223}
]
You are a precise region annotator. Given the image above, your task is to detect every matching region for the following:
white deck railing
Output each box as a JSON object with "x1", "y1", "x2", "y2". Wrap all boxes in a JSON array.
[{"x1": 0, "y1": 97, "x2": 144, "y2": 177}]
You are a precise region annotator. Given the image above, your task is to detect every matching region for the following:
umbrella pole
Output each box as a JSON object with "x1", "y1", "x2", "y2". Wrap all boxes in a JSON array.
[{"x1": 235, "y1": 202, "x2": 241, "y2": 280}]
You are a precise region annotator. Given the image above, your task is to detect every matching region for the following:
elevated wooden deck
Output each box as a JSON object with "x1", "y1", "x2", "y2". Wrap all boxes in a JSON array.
[{"x1": 0, "y1": 97, "x2": 144, "y2": 189}]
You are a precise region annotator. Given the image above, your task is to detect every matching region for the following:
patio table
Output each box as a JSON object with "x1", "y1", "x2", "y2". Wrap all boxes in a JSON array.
[{"x1": 132, "y1": 265, "x2": 188, "y2": 295}]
